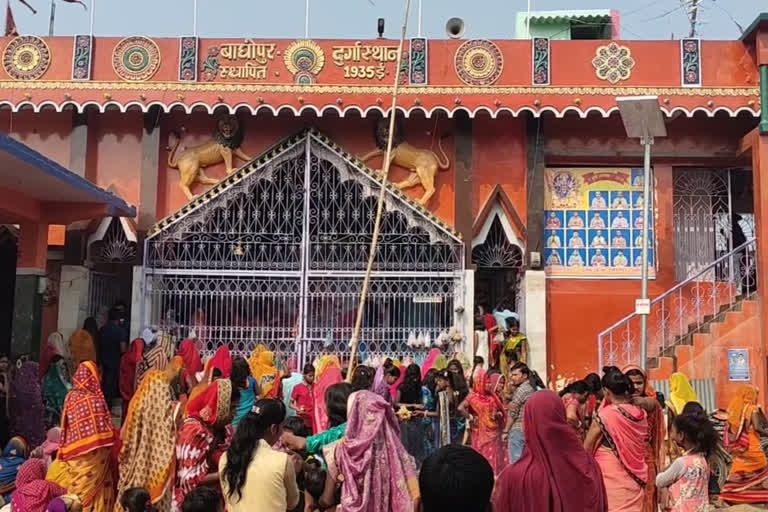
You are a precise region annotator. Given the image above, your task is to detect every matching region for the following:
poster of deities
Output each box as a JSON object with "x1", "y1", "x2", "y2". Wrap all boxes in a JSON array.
[{"x1": 543, "y1": 167, "x2": 656, "y2": 278}]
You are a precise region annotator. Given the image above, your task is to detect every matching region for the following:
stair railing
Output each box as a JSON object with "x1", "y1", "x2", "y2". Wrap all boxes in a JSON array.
[{"x1": 598, "y1": 238, "x2": 757, "y2": 370}]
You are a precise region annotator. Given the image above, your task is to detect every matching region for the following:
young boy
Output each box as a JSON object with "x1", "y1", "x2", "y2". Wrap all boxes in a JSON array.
[
  {"x1": 230, "y1": 357, "x2": 258, "y2": 428},
  {"x1": 182, "y1": 487, "x2": 223, "y2": 512},
  {"x1": 290, "y1": 364, "x2": 316, "y2": 434}
]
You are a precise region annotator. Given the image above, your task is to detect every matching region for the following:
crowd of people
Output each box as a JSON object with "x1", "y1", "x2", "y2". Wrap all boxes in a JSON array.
[{"x1": 0, "y1": 304, "x2": 764, "y2": 511}]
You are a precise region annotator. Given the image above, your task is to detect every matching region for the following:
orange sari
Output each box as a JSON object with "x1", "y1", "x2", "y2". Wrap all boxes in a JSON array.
[{"x1": 720, "y1": 385, "x2": 768, "y2": 504}]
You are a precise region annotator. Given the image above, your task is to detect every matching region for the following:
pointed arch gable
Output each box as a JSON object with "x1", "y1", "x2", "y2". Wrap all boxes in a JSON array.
[{"x1": 472, "y1": 185, "x2": 526, "y2": 248}]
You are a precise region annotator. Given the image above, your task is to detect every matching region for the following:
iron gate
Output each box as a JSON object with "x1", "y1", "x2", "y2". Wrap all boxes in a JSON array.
[{"x1": 143, "y1": 131, "x2": 465, "y2": 362}]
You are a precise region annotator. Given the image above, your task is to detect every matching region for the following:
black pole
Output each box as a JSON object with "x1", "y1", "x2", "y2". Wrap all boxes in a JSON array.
[{"x1": 48, "y1": 0, "x2": 55, "y2": 36}]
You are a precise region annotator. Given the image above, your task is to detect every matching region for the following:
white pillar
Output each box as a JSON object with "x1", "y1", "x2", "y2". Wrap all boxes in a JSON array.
[
  {"x1": 130, "y1": 265, "x2": 144, "y2": 340},
  {"x1": 460, "y1": 269, "x2": 475, "y2": 363},
  {"x1": 57, "y1": 265, "x2": 90, "y2": 341},
  {"x1": 523, "y1": 269, "x2": 547, "y2": 385}
]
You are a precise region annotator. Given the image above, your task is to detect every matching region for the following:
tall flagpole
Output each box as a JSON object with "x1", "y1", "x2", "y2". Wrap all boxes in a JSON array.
[
  {"x1": 89, "y1": 0, "x2": 95, "y2": 35},
  {"x1": 346, "y1": 0, "x2": 412, "y2": 381},
  {"x1": 48, "y1": 0, "x2": 55, "y2": 36},
  {"x1": 417, "y1": 0, "x2": 422, "y2": 37},
  {"x1": 304, "y1": 0, "x2": 310, "y2": 38},
  {"x1": 193, "y1": 0, "x2": 198, "y2": 37}
]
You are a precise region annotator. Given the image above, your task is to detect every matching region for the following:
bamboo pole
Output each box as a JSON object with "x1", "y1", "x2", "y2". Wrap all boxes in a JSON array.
[{"x1": 346, "y1": 0, "x2": 411, "y2": 382}]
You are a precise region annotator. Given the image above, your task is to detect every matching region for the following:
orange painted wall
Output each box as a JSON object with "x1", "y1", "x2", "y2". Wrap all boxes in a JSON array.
[
  {"x1": 0, "y1": 110, "x2": 72, "y2": 167},
  {"x1": 471, "y1": 116, "x2": 527, "y2": 220},
  {"x1": 87, "y1": 110, "x2": 143, "y2": 208},
  {"x1": 158, "y1": 112, "x2": 457, "y2": 226},
  {"x1": 675, "y1": 301, "x2": 765, "y2": 409}
]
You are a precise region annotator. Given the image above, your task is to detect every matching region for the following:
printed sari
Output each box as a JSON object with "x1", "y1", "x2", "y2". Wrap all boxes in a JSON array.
[
  {"x1": 51, "y1": 362, "x2": 116, "y2": 512},
  {"x1": 117, "y1": 358, "x2": 183, "y2": 512},
  {"x1": 593, "y1": 403, "x2": 648, "y2": 512},
  {"x1": 0, "y1": 436, "x2": 28, "y2": 497},
  {"x1": 420, "y1": 349, "x2": 447, "y2": 379},
  {"x1": 205, "y1": 345, "x2": 232, "y2": 379},
  {"x1": 135, "y1": 331, "x2": 176, "y2": 387},
  {"x1": 10, "y1": 458, "x2": 65, "y2": 512},
  {"x1": 9, "y1": 361, "x2": 45, "y2": 448},
  {"x1": 623, "y1": 364, "x2": 665, "y2": 512},
  {"x1": 313, "y1": 355, "x2": 342, "y2": 432},
  {"x1": 177, "y1": 338, "x2": 203, "y2": 388},
  {"x1": 719, "y1": 384, "x2": 768, "y2": 504},
  {"x1": 499, "y1": 333, "x2": 528, "y2": 376},
  {"x1": 172, "y1": 379, "x2": 234, "y2": 511},
  {"x1": 330, "y1": 391, "x2": 419, "y2": 512},
  {"x1": 465, "y1": 370, "x2": 506, "y2": 475}
]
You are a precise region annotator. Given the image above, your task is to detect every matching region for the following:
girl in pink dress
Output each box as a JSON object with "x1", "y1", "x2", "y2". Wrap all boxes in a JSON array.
[{"x1": 656, "y1": 412, "x2": 717, "y2": 512}]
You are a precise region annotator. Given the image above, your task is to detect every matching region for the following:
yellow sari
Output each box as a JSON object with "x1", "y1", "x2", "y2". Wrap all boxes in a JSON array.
[
  {"x1": 115, "y1": 357, "x2": 183, "y2": 511},
  {"x1": 48, "y1": 448, "x2": 114, "y2": 512},
  {"x1": 248, "y1": 345, "x2": 281, "y2": 398},
  {"x1": 499, "y1": 333, "x2": 528, "y2": 376},
  {"x1": 666, "y1": 372, "x2": 699, "y2": 415}
]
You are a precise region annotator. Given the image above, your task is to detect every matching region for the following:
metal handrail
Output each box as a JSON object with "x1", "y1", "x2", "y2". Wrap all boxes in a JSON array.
[{"x1": 597, "y1": 237, "x2": 756, "y2": 368}]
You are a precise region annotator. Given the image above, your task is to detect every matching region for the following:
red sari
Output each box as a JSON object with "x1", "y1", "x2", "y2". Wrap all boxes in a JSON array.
[
  {"x1": 173, "y1": 379, "x2": 234, "y2": 510},
  {"x1": 494, "y1": 391, "x2": 607, "y2": 512},
  {"x1": 465, "y1": 369, "x2": 506, "y2": 475},
  {"x1": 119, "y1": 338, "x2": 144, "y2": 422},
  {"x1": 177, "y1": 338, "x2": 203, "y2": 387}
]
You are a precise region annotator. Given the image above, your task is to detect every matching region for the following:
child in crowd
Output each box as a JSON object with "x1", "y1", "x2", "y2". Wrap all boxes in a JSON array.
[
  {"x1": 119, "y1": 487, "x2": 157, "y2": 512},
  {"x1": 231, "y1": 357, "x2": 258, "y2": 428},
  {"x1": 656, "y1": 412, "x2": 717, "y2": 512},
  {"x1": 384, "y1": 366, "x2": 401, "y2": 386},
  {"x1": 420, "y1": 445, "x2": 494, "y2": 512},
  {"x1": 290, "y1": 364, "x2": 316, "y2": 434},
  {"x1": 305, "y1": 467, "x2": 338, "y2": 512},
  {"x1": 181, "y1": 487, "x2": 223, "y2": 512}
]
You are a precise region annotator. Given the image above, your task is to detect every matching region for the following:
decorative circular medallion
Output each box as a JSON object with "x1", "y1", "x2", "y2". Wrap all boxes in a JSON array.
[
  {"x1": 284, "y1": 39, "x2": 325, "y2": 83},
  {"x1": 112, "y1": 36, "x2": 161, "y2": 81},
  {"x1": 3, "y1": 36, "x2": 51, "y2": 80},
  {"x1": 454, "y1": 39, "x2": 503, "y2": 86}
]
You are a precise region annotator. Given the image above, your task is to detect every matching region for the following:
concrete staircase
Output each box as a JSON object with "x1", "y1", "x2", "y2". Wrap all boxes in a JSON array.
[{"x1": 647, "y1": 295, "x2": 762, "y2": 410}]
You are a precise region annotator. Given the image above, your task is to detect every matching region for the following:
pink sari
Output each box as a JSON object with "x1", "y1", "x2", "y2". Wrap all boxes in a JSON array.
[
  {"x1": 465, "y1": 370, "x2": 506, "y2": 475},
  {"x1": 333, "y1": 390, "x2": 419, "y2": 512},
  {"x1": 594, "y1": 404, "x2": 648, "y2": 512},
  {"x1": 313, "y1": 356, "x2": 342, "y2": 432}
]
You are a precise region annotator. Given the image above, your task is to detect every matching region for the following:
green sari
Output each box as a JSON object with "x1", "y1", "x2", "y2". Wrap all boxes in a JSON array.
[{"x1": 42, "y1": 360, "x2": 70, "y2": 429}]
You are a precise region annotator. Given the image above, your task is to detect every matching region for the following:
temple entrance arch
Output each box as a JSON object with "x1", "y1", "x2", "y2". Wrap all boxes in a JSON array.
[
  {"x1": 142, "y1": 129, "x2": 466, "y2": 364},
  {"x1": 471, "y1": 193, "x2": 525, "y2": 320}
]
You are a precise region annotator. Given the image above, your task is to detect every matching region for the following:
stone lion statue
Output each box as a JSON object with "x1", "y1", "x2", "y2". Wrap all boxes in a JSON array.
[
  {"x1": 359, "y1": 117, "x2": 450, "y2": 205},
  {"x1": 167, "y1": 115, "x2": 252, "y2": 200}
]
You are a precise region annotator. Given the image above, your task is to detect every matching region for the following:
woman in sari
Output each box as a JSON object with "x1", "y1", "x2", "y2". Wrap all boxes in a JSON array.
[
  {"x1": 395, "y1": 364, "x2": 425, "y2": 465},
  {"x1": 177, "y1": 338, "x2": 203, "y2": 391},
  {"x1": 420, "y1": 349, "x2": 446, "y2": 379},
  {"x1": 117, "y1": 357, "x2": 184, "y2": 512},
  {"x1": 9, "y1": 361, "x2": 45, "y2": 448},
  {"x1": 584, "y1": 370, "x2": 648, "y2": 512},
  {"x1": 119, "y1": 338, "x2": 144, "y2": 422},
  {"x1": 10, "y1": 458, "x2": 66, "y2": 512},
  {"x1": 434, "y1": 370, "x2": 463, "y2": 446},
  {"x1": 135, "y1": 330, "x2": 175, "y2": 387},
  {"x1": 50, "y1": 361, "x2": 116, "y2": 512},
  {"x1": 0, "y1": 436, "x2": 27, "y2": 498},
  {"x1": 69, "y1": 319, "x2": 98, "y2": 366},
  {"x1": 458, "y1": 369, "x2": 506, "y2": 475},
  {"x1": 318, "y1": 390, "x2": 420, "y2": 512},
  {"x1": 42, "y1": 356, "x2": 71, "y2": 429},
  {"x1": 172, "y1": 378, "x2": 238, "y2": 511},
  {"x1": 623, "y1": 364, "x2": 665, "y2": 512},
  {"x1": 248, "y1": 346, "x2": 280, "y2": 399},
  {"x1": 559, "y1": 380, "x2": 590, "y2": 437},
  {"x1": 499, "y1": 318, "x2": 528, "y2": 377},
  {"x1": 312, "y1": 355, "x2": 342, "y2": 432},
  {"x1": 421, "y1": 369, "x2": 439, "y2": 460},
  {"x1": 666, "y1": 373, "x2": 699, "y2": 416},
  {"x1": 494, "y1": 391, "x2": 607, "y2": 512},
  {"x1": 205, "y1": 345, "x2": 232, "y2": 379},
  {"x1": 40, "y1": 332, "x2": 71, "y2": 380},
  {"x1": 719, "y1": 384, "x2": 768, "y2": 504}
]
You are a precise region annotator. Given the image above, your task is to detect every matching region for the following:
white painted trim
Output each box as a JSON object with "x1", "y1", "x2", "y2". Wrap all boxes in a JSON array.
[
  {"x1": 5, "y1": 99, "x2": 758, "y2": 119},
  {"x1": 471, "y1": 203, "x2": 523, "y2": 251}
]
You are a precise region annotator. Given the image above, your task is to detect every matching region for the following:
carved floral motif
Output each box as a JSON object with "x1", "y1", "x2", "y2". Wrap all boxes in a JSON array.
[{"x1": 591, "y1": 42, "x2": 635, "y2": 84}]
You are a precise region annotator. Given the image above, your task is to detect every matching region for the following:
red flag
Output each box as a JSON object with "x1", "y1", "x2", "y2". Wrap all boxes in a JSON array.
[{"x1": 5, "y1": 2, "x2": 18, "y2": 36}]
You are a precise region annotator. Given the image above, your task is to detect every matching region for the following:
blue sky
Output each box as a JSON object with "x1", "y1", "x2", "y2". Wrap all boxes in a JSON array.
[{"x1": 8, "y1": 0, "x2": 765, "y2": 40}]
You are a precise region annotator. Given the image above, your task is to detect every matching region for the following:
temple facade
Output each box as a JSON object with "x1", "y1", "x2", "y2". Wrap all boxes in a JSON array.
[{"x1": 1, "y1": 15, "x2": 766, "y2": 407}]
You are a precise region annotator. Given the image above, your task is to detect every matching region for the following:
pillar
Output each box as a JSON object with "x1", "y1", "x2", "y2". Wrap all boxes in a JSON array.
[
  {"x1": 56, "y1": 265, "x2": 90, "y2": 343},
  {"x1": 460, "y1": 269, "x2": 475, "y2": 364},
  {"x1": 12, "y1": 223, "x2": 48, "y2": 358},
  {"x1": 130, "y1": 265, "x2": 144, "y2": 340},
  {"x1": 525, "y1": 116, "x2": 545, "y2": 265},
  {"x1": 138, "y1": 106, "x2": 161, "y2": 231},
  {"x1": 523, "y1": 269, "x2": 547, "y2": 385},
  {"x1": 454, "y1": 112, "x2": 474, "y2": 265}
]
